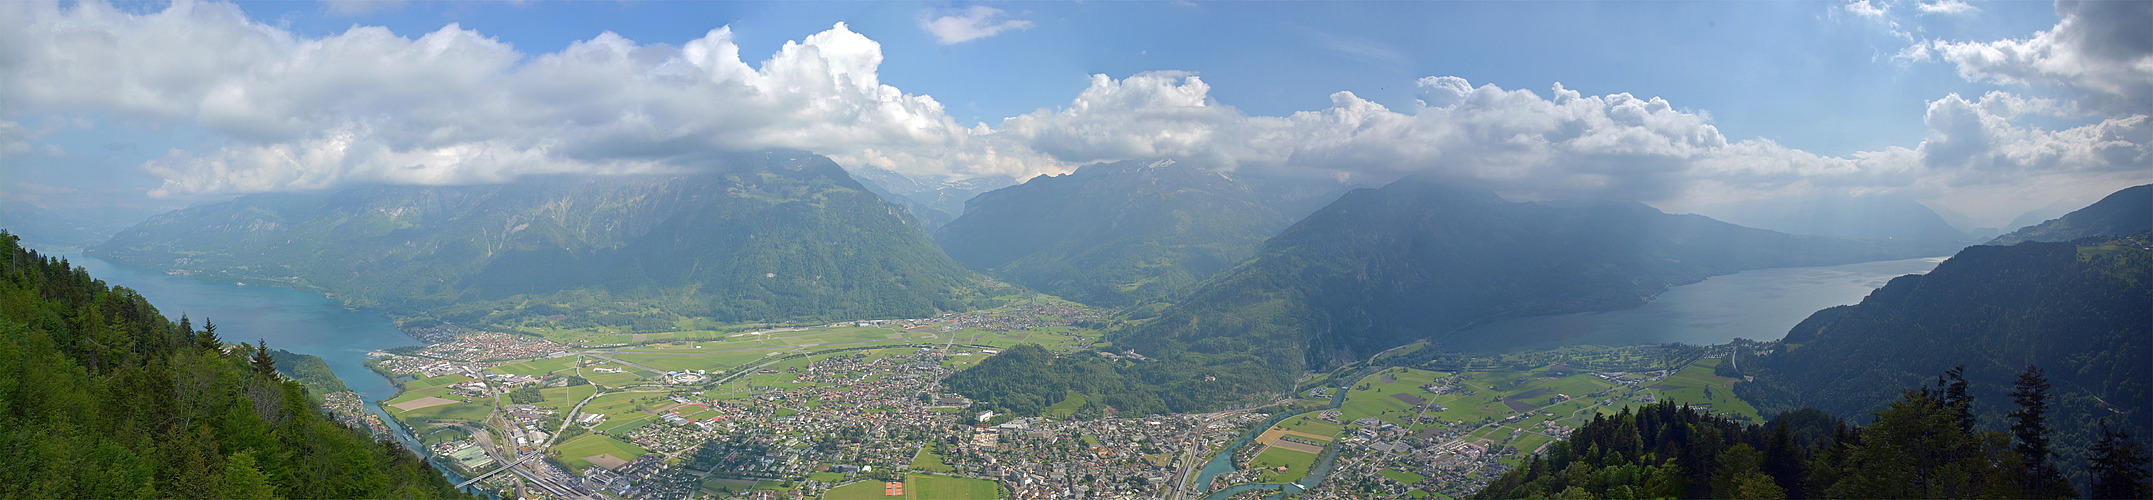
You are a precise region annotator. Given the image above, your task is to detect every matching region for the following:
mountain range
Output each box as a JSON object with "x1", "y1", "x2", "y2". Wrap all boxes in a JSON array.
[
  {"x1": 1097, "y1": 176, "x2": 1957, "y2": 410},
  {"x1": 1989, "y1": 183, "x2": 2152, "y2": 245},
  {"x1": 1743, "y1": 229, "x2": 2152, "y2": 484},
  {"x1": 934, "y1": 160, "x2": 1317, "y2": 307},
  {"x1": 93, "y1": 150, "x2": 1000, "y2": 331},
  {"x1": 1691, "y1": 192, "x2": 1972, "y2": 243}
]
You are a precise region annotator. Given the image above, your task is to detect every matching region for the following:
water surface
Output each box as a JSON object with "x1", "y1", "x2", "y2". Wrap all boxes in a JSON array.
[{"x1": 1439, "y1": 256, "x2": 1947, "y2": 352}]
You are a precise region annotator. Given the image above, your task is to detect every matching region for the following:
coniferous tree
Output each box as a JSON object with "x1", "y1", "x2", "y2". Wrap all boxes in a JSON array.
[
  {"x1": 1940, "y1": 365, "x2": 1975, "y2": 432},
  {"x1": 2009, "y1": 365, "x2": 2075, "y2": 497},
  {"x1": 251, "y1": 339, "x2": 277, "y2": 378},
  {"x1": 2088, "y1": 419, "x2": 2151, "y2": 499},
  {"x1": 195, "y1": 318, "x2": 221, "y2": 350}
]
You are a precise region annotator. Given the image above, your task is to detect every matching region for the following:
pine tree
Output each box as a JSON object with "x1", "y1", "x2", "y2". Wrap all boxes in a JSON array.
[
  {"x1": 195, "y1": 319, "x2": 221, "y2": 351},
  {"x1": 1939, "y1": 365, "x2": 1974, "y2": 432},
  {"x1": 2088, "y1": 419, "x2": 2150, "y2": 500},
  {"x1": 2008, "y1": 365, "x2": 2074, "y2": 497},
  {"x1": 251, "y1": 339, "x2": 278, "y2": 379}
]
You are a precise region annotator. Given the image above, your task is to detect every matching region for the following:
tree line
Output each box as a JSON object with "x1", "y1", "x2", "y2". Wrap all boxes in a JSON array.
[
  {"x1": 0, "y1": 232, "x2": 464, "y2": 498},
  {"x1": 1473, "y1": 366, "x2": 2148, "y2": 499}
]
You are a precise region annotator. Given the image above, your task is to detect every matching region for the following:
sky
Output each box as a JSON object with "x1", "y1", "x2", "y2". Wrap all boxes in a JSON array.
[{"x1": 1, "y1": 0, "x2": 2148, "y2": 228}]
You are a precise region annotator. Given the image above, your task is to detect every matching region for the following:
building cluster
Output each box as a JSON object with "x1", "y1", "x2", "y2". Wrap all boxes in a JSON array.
[
  {"x1": 416, "y1": 331, "x2": 571, "y2": 361},
  {"x1": 937, "y1": 302, "x2": 1109, "y2": 333}
]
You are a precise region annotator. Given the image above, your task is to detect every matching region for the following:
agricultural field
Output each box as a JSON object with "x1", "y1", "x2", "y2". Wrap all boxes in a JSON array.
[
  {"x1": 1250, "y1": 447, "x2": 1322, "y2": 484},
  {"x1": 1332, "y1": 354, "x2": 1763, "y2": 467},
  {"x1": 492, "y1": 356, "x2": 577, "y2": 377},
  {"x1": 553, "y1": 434, "x2": 648, "y2": 475},
  {"x1": 905, "y1": 473, "x2": 1000, "y2": 499},
  {"x1": 910, "y1": 444, "x2": 955, "y2": 473}
]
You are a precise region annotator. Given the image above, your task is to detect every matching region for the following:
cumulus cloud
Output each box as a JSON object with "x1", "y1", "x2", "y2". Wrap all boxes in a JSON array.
[
  {"x1": 1918, "y1": 0, "x2": 2153, "y2": 113},
  {"x1": 0, "y1": 121, "x2": 31, "y2": 159},
  {"x1": 1000, "y1": 72, "x2": 2148, "y2": 208},
  {"x1": 918, "y1": 6, "x2": 1033, "y2": 45},
  {"x1": 1842, "y1": 0, "x2": 1890, "y2": 19},
  {"x1": 0, "y1": 0, "x2": 1058, "y2": 196},
  {"x1": 1, "y1": 0, "x2": 2144, "y2": 216},
  {"x1": 1915, "y1": 0, "x2": 1979, "y2": 16}
]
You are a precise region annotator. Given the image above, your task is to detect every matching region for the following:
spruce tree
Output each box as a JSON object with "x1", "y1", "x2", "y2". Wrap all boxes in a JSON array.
[
  {"x1": 195, "y1": 319, "x2": 221, "y2": 351},
  {"x1": 2008, "y1": 365, "x2": 2074, "y2": 497},
  {"x1": 1940, "y1": 365, "x2": 1974, "y2": 432},
  {"x1": 251, "y1": 339, "x2": 278, "y2": 379},
  {"x1": 2088, "y1": 419, "x2": 2150, "y2": 500}
]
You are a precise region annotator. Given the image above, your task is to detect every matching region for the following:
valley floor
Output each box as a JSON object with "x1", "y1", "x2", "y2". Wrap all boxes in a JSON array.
[{"x1": 362, "y1": 301, "x2": 1768, "y2": 500}]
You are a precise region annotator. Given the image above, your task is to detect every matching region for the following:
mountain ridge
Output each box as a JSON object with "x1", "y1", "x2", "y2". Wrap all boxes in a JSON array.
[{"x1": 94, "y1": 150, "x2": 1002, "y2": 333}]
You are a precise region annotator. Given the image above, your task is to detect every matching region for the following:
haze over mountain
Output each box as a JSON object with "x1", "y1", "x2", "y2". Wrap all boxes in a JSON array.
[
  {"x1": 1743, "y1": 230, "x2": 2153, "y2": 484},
  {"x1": 845, "y1": 165, "x2": 1018, "y2": 219},
  {"x1": 0, "y1": 201, "x2": 137, "y2": 251},
  {"x1": 1989, "y1": 184, "x2": 2153, "y2": 245},
  {"x1": 847, "y1": 171, "x2": 958, "y2": 231},
  {"x1": 93, "y1": 151, "x2": 999, "y2": 330},
  {"x1": 1095, "y1": 176, "x2": 1955, "y2": 409},
  {"x1": 1691, "y1": 192, "x2": 1972, "y2": 243},
  {"x1": 934, "y1": 160, "x2": 1340, "y2": 307}
]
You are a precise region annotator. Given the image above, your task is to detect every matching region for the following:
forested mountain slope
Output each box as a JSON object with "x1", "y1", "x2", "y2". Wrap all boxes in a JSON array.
[
  {"x1": 94, "y1": 150, "x2": 1002, "y2": 332},
  {"x1": 1742, "y1": 231, "x2": 2153, "y2": 485},
  {"x1": 935, "y1": 160, "x2": 1299, "y2": 307},
  {"x1": 1990, "y1": 183, "x2": 2152, "y2": 245},
  {"x1": 1097, "y1": 177, "x2": 1957, "y2": 411},
  {"x1": 0, "y1": 232, "x2": 463, "y2": 498}
]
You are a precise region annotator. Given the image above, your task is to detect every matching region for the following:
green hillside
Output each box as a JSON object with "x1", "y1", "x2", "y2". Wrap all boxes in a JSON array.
[
  {"x1": 1742, "y1": 231, "x2": 2153, "y2": 486},
  {"x1": 1099, "y1": 177, "x2": 1954, "y2": 411},
  {"x1": 0, "y1": 232, "x2": 464, "y2": 498},
  {"x1": 1990, "y1": 183, "x2": 2151, "y2": 245},
  {"x1": 935, "y1": 160, "x2": 1298, "y2": 307},
  {"x1": 93, "y1": 150, "x2": 1005, "y2": 336}
]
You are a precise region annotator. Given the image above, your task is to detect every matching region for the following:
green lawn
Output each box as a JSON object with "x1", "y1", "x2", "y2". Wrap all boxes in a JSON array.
[
  {"x1": 910, "y1": 445, "x2": 954, "y2": 473},
  {"x1": 907, "y1": 473, "x2": 999, "y2": 500},
  {"x1": 1043, "y1": 391, "x2": 1089, "y2": 418},
  {"x1": 491, "y1": 356, "x2": 576, "y2": 377},
  {"x1": 823, "y1": 481, "x2": 896, "y2": 500},
  {"x1": 1276, "y1": 415, "x2": 1344, "y2": 438},
  {"x1": 552, "y1": 434, "x2": 648, "y2": 474},
  {"x1": 1250, "y1": 447, "x2": 1320, "y2": 484}
]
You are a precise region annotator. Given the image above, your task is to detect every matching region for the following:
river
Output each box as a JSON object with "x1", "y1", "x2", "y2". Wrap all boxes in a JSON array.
[{"x1": 1438, "y1": 255, "x2": 1949, "y2": 352}]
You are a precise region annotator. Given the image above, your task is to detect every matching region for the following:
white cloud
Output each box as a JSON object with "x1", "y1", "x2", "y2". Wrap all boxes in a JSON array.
[
  {"x1": 1, "y1": 0, "x2": 2143, "y2": 219},
  {"x1": 1915, "y1": 0, "x2": 1978, "y2": 16},
  {"x1": 918, "y1": 6, "x2": 1033, "y2": 45},
  {"x1": 1842, "y1": 0, "x2": 1890, "y2": 19},
  {"x1": 999, "y1": 73, "x2": 2148, "y2": 209},
  {"x1": 0, "y1": 121, "x2": 30, "y2": 159},
  {"x1": 1922, "y1": 0, "x2": 2153, "y2": 113},
  {"x1": 0, "y1": 0, "x2": 1058, "y2": 196}
]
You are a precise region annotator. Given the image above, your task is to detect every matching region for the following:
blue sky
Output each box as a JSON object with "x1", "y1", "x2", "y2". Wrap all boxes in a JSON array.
[{"x1": 2, "y1": 0, "x2": 2148, "y2": 226}]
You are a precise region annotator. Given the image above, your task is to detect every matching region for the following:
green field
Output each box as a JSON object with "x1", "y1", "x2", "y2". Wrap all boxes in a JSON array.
[
  {"x1": 1276, "y1": 415, "x2": 1343, "y2": 438},
  {"x1": 910, "y1": 445, "x2": 954, "y2": 473},
  {"x1": 553, "y1": 434, "x2": 648, "y2": 474},
  {"x1": 1250, "y1": 447, "x2": 1320, "y2": 484},
  {"x1": 1338, "y1": 368, "x2": 1450, "y2": 426},
  {"x1": 906, "y1": 473, "x2": 999, "y2": 500},
  {"x1": 492, "y1": 356, "x2": 577, "y2": 377},
  {"x1": 823, "y1": 480, "x2": 897, "y2": 500}
]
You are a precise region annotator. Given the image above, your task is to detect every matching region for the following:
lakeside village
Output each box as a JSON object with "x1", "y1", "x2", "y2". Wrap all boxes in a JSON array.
[{"x1": 343, "y1": 303, "x2": 1765, "y2": 500}]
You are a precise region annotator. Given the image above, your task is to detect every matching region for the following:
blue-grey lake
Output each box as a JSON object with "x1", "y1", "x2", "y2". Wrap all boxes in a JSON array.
[{"x1": 1438, "y1": 255, "x2": 1949, "y2": 352}]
